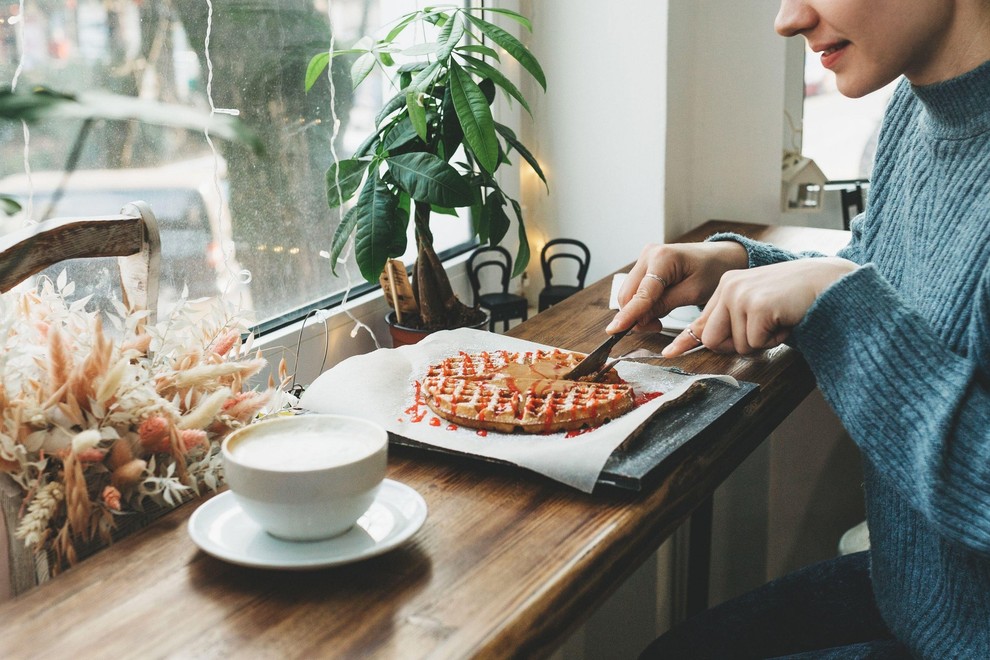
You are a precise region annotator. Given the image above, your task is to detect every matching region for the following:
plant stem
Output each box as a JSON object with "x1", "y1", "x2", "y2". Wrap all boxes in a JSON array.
[{"x1": 412, "y1": 200, "x2": 477, "y2": 329}]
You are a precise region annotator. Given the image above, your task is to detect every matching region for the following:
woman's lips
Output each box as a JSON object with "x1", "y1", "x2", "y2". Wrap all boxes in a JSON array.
[{"x1": 820, "y1": 41, "x2": 849, "y2": 70}]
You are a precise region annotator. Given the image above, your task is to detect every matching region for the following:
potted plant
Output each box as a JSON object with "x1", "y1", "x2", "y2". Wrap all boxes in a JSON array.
[{"x1": 306, "y1": 5, "x2": 547, "y2": 338}]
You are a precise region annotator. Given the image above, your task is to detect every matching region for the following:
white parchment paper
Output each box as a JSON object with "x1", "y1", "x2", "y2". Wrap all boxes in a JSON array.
[{"x1": 300, "y1": 328, "x2": 737, "y2": 493}]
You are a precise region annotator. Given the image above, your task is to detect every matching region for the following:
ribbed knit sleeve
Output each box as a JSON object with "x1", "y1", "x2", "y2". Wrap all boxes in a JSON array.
[
  {"x1": 792, "y1": 265, "x2": 990, "y2": 554},
  {"x1": 707, "y1": 231, "x2": 825, "y2": 267}
]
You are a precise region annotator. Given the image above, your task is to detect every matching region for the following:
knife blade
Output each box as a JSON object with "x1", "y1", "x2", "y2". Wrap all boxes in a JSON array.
[{"x1": 561, "y1": 327, "x2": 632, "y2": 380}]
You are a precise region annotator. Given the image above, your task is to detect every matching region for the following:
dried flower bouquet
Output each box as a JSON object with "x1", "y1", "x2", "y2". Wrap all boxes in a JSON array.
[{"x1": 0, "y1": 272, "x2": 285, "y2": 572}]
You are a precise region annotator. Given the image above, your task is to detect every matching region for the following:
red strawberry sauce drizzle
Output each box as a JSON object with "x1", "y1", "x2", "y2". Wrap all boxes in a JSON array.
[{"x1": 402, "y1": 380, "x2": 429, "y2": 423}]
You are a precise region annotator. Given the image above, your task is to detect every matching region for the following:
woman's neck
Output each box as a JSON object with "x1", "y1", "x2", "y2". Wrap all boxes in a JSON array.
[{"x1": 907, "y1": 0, "x2": 990, "y2": 85}]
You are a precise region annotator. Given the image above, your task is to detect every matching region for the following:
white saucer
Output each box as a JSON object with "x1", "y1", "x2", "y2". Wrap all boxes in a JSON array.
[
  {"x1": 187, "y1": 479, "x2": 427, "y2": 570},
  {"x1": 659, "y1": 305, "x2": 702, "y2": 336}
]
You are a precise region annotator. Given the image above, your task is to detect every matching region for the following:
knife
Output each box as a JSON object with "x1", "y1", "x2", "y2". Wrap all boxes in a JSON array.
[{"x1": 562, "y1": 327, "x2": 632, "y2": 380}]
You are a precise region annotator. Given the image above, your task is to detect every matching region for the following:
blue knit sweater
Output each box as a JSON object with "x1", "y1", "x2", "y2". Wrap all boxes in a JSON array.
[{"x1": 714, "y1": 60, "x2": 990, "y2": 657}]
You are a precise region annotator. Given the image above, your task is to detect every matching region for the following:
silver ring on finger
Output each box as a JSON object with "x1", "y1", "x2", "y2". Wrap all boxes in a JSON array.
[
  {"x1": 686, "y1": 327, "x2": 703, "y2": 345},
  {"x1": 644, "y1": 273, "x2": 668, "y2": 288}
]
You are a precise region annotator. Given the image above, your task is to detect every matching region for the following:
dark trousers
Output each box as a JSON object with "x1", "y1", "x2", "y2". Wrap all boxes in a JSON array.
[{"x1": 640, "y1": 551, "x2": 912, "y2": 659}]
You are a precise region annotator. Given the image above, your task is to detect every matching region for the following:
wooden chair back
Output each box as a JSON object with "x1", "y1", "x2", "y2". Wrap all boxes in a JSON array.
[
  {"x1": 0, "y1": 200, "x2": 160, "y2": 321},
  {"x1": 466, "y1": 245, "x2": 528, "y2": 332},
  {"x1": 538, "y1": 238, "x2": 591, "y2": 312}
]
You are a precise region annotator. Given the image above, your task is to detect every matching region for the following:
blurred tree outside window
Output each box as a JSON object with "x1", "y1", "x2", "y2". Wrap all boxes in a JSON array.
[{"x1": 0, "y1": 0, "x2": 473, "y2": 327}]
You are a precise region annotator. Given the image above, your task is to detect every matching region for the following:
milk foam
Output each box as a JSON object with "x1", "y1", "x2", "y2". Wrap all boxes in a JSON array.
[{"x1": 231, "y1": 429, "x2": 374, "y2": 471}]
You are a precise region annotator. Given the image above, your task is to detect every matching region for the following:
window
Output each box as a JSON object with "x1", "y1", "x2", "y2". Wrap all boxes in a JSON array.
[
  {"x1": 800, "y1": 44, "x2": 898, "y2": 181},
  {"x1": 0, "y1": 0, "x2": 473, "y2": 329}
]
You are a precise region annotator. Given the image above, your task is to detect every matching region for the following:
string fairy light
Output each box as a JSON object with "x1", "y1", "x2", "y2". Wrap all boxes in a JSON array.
[
  {"x1": 11, "y1": 0, "x2": 34, "y2": 224},
  {"x1": 324, "y1": 1, "x2": 379, "y2": 348},
  {"x1": 203, "y1": 0, "x2": 252, "y2": 305}
]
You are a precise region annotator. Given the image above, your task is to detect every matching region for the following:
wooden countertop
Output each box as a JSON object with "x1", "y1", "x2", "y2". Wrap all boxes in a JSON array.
[{"x1": 0, "y1": 221, "x2": 850, "y2": 658}]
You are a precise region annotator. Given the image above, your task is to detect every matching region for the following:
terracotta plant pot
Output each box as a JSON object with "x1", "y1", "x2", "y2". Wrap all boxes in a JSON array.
[{"x1": 385, "y1": 311, "x2": 489, "y2": 348}]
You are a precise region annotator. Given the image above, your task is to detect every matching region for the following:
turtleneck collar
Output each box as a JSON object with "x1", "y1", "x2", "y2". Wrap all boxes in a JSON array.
[{"x1": 912, "y1": 58, "x2": 990, "y2": 139}]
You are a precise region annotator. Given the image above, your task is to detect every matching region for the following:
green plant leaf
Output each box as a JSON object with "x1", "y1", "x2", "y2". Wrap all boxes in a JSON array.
[
  {"x1": 495, "y1": 123, "x2": 548, "y2": 191},
  {"x1": 378, "y1": 47, "x2": 395, "y2": 67},
  {"x1": 325, "y1": 158, "x2": 369, "y2": 208},
  {"x1": 440, "y1": 86, "x2": 464, "y2": 162},
  {"x1": 305, "y1": 52, "x2": 329, "y2": 92},
  {"x1": 350, "y1": 52, "x2": 376, "y2": 89},
  {"x1": 473, "y1": 202, "x2": 490, "y2": 243},
  {"x1": 485, "y1": 191, "x2": 510, "y2": 246},
  {"x1": 401, "y1": 42, "x2": 441, "y2": 57},
  {"x1": 376, "y1": 92, "x2": 409, "y2": 126},
  {"x1": 385, "y1": 152, "x2": 473, "y2": 207},
  {"x1": 423, "y1": 8, "x2": 450, "y2": 27},
  {"x1": 354, "y1": 130, "x2": 380, "y2": 158},
  {"x1": 456, "y1": 44, "x2": 500, "y2": 60},
  {"x1": 1, "y1": 194, "x2": 22, "y2": 216},
  {"x1": 0, "y1": 86, "x2": 73, "y2": 122},
  {"x1": 389, "y1": 204, "x2": 410, "y2": 256},
  {"x1": 473, "y1": 7, "x2": 533, "y2": 32},
  {"x1": 382, "y1": 117, "x2": 425, "y2": 154},
  {"x1": 406, "y1": 91, "x2": 427, "y2": 142},
  {"x1": 409, "y1": 60, "x2": 442, "y2": 93},
  {"x1": 449, "y1": 61, "x2": 498, "y2": 173},
  {"x1": 460, "y1": 54, "x2": 531, "y2": 115},
  {"x1": 385, "y1": 11, "x2": 419, "y2": 42},
  {"x1": 354, "y1": 175, "x2": 401, "y2": 282},
  {"x1": 0, "y1": 87, "x2": 262, "y2": 154},
  {"x1": 437, "y1": 11, "x2": 466, "y2": 61},
  {"x1": 478, "y1": 78, "x2": 496, "y2": 105},
  {"x1": 329, "y1": 205, "x2": 358, "y2": 276},
  {"x1": 464, "y1": 14, "x2": 546, "y2": 91},
  {"x1": 509, "y1": 198, "x2": 531, "y2": 276},
  {"x1": 430, "y1": 204, "x2": 458, "y2": 217},
  {"x1": 397, "y1": 61, "x2": 429, "y2": 74}
]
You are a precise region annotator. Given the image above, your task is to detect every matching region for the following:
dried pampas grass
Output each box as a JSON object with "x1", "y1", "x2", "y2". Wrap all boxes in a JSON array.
[{"x1": 0, "y1": 274, "x2": 290, "y2": 572}]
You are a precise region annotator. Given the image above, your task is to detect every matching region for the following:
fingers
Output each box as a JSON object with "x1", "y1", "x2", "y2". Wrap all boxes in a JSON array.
[
  {"x1": 608, "y1": 240, "x2": 754, "y2": 337},
  {"x1": 661, "y1": 323, "x2": 705, "y2": 356},
  {"x1": 660, "y1": 277, "x2": 792, "y2": 357},
  {"x1": 607, "y1": 268, "x2": 671, "y2": 334}
]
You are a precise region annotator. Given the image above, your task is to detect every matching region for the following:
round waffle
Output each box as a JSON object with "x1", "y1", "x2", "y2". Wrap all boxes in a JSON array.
[{"x1": 421, "y1": 349, "x2": 635, "y2": 434}]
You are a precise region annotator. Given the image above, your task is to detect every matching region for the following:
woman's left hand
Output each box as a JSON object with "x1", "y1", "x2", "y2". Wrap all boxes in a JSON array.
[{"x1": 662, "y1": 257, "x2": 859, "y2": 356}]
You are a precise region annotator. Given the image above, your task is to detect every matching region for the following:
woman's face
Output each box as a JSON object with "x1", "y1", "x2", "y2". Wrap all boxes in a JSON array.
[{"x1": 775, "y1": 0, "x2": 963, "y2": 97}]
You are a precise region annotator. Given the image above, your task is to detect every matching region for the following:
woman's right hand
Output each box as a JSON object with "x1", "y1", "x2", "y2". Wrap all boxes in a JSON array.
[{"x1": 606, "y1": 240, "x2": 748, "y2": 334}]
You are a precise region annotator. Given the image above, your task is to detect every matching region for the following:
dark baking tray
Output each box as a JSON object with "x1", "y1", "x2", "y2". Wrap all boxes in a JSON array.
[{"x1": 388, "y1": 377, "x2": 760, "y2": 494}]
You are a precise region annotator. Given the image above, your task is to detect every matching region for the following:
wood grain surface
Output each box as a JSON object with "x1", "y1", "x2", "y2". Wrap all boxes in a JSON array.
[
  {"x1": 0, "y1": 214, "x2": 144, "y2": 292},
  {"x1": 0, "y1": 221, "x2": 850, "y2": 659}
]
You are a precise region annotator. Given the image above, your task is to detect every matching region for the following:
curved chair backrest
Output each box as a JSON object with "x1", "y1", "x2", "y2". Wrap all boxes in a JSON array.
[
  {"x1": 0, "y1": 200, "x2": 161, "y2": 322},
  {"x1": 540, "y1": 238, "x2": 590, "y2": 288},
  {"x1": 467, "y1": 245, "x2": 512, "y2": 304}
]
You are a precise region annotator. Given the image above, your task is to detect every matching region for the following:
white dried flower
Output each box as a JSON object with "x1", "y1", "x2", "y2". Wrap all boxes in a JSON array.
[
  {"x1": 178, "y1": 388, "x2": 231, "y2": 430},
  {"x1": 71, "y1": 429, "x2": 102, "y2": 455},
  {"x1": 15, "y1": 481, "x2": 64, "y2": 549}
]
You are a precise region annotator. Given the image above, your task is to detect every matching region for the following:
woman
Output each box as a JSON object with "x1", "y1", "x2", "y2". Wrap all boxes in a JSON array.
[{"x1": 610, "y1": 0, "x2": 990, "y2": 657}]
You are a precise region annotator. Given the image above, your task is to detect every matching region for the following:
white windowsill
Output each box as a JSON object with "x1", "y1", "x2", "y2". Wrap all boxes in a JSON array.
[{"x1": 254, "y1": 252, "x2": 476, "y2": 391}]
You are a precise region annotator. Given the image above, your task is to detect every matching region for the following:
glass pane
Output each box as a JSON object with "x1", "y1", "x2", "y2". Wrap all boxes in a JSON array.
[
  {"x1": 0, "y1": 0, "x2": 472, "y2": 325},
  {"x1": 801, "y1": 44, "x2": 898, "y2": 181}
]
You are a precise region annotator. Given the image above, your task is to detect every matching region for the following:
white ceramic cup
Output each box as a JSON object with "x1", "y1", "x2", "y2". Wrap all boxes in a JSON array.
[{"x1": 222, "y1": 414, "x2": 388, "y2": 541}]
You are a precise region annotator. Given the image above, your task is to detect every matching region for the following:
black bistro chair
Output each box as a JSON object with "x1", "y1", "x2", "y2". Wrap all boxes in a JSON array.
[
  {"x1": 467, "y1": 245, "x2": 528, "y2": 332},
  {"x1": 538, "y1": 238, "x2": 590, "y2": 312}
]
